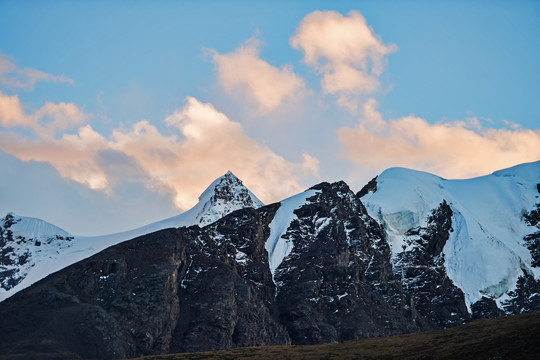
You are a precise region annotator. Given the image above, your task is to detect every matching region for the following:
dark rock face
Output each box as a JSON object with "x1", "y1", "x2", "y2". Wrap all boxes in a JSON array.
[
  {"x1": 502, "y1": 270, "x2": 540, "y2": 315},
  {"x1": 171, "y1": 206, "x2": 289, "y2": 353},
  {"x1": 500, "y1": 201, "x2": 540, "y2": 314},
  {"x1": 274, "y1": 182, "x2": 418, "y2": 344},
  {"x1": 524, "y1": 203, "x2": 540, "y2": 267},
  {"x1": 392, "y1": 201, "x2": 470, "y2": 329},
  {"x1": 357, "y1": 176, "x2": 378, "y2": 198},
  {"x1": 471, "y1": 297, "x2": 505, "y2": 320},
  {"x1": 0, "y1": 207, "x2": 288, "y2": 359},
  {"x1": 0, "y1": 229, "x2": 187, "y2": 359}
]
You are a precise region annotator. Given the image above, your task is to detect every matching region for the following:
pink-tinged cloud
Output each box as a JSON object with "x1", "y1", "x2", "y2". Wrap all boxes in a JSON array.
[
  {"x1": 291, "y1": 10, "x2": 396, "y2": 111},
  {"x1": 0, "y1": 125, "x2": 109, "y2": 190},
  {"x1": 118, "y1": 97, "x2": 319, "y2": 208},
  {"x1": 0, "y1": 91, "x2": 86, "y2": 136},
  {"x1": 338, "y1": 99, "x2": 540, "y2": 179},
  {"x1": 0, "y1": 92, "x2": 29, "y2": 127},
  {"x1": 0, "y1": 52, "x2": 74, "y2": 90},
  {"x1": 0, "y1": 96, "x2": 319, "y2": 210},
  {"x1": 208, "y1": 37, "x2": 307, "y2": 114}
]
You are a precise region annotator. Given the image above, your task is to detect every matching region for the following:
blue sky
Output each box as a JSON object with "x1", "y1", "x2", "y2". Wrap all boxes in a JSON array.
[{"x1": 1, "y1": 1, "x2": 539, "y2": 234}]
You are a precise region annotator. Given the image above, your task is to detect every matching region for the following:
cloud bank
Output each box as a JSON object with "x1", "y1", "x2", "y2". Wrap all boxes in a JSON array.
[
  {"x1": 208, "y1": 37, "x2": 306, "y2": 114},
  {"x1": 291, "y1": 10, "x2": 397, "y2": 112},
  {"x1": 0, "y1": 96, "x2": 319, "y2": 210},
  {"x1": 338, "y1": 99, "x2": 540, "y2": 179}
]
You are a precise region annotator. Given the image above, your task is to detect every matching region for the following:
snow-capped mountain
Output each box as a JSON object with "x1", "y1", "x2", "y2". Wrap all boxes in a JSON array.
[
  {"x1": 0, "y1": 171, "x2": 263, "y2": 301},
  {"x1": 360, "y1": 161, "x2": 540, "y2": 314},
  {"x1": 0, "y1": 161, "x2": 539, "y2": 359}
]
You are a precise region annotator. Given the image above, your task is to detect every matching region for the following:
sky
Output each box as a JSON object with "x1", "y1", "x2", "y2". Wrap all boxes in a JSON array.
[{"x1": 1, "y1": 0, "x2": 539, "y2": 235}]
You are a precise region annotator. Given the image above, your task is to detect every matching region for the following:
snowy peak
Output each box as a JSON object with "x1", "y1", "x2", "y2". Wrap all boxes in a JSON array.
[
  {"x1": 1, "y1": 212, "x2": 71, "y2": 240},
  {"x1": 360, "y1": 161, "x2": 540, "y2": 311},
  {"x1": 193, "y1": 171, "x2": 264, "y2": 227},
  {"x1": 0, "y1": 213, "x2": 73, "y2": 292}
]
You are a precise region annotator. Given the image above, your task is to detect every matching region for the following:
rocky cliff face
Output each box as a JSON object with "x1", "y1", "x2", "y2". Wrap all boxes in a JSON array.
[
  {"x1": 391, "y1": 201, "x2": 470, "y2": 329},
  {"x1": 273, "y1": 182, "x2": 419, "y2": 344},
  {"x1": 0, "y1": 207, "x2": 287, "y2": 359}
]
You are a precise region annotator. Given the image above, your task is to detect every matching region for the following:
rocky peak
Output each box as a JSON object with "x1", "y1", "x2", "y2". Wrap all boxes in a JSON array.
[
  {"x1": 195, "y1": 171, "x2": 264, "y2": 227},
  {"x1": 357, "y1": 176, "x2": 378, "y2": 198}
]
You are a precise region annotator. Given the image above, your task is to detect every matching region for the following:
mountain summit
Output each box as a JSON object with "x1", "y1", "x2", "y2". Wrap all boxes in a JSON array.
[
  {"x1": 0, "y1": 171, "x2": 263, "y2": 301},
  {"x1": 189, "y1": 171, "x2": 264, "y2": 227}
]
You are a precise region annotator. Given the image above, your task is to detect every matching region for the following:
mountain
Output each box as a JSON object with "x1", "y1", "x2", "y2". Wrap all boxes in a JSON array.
[
  {"x1": 0, "y1": 171, "x2": 263, "y2": 301},
  {"x1": 0, "y1": 162, "x2": 538, "y2": 360},
  {"x1": 360, "y1": 161, "x2": 540, "y2": 319}
]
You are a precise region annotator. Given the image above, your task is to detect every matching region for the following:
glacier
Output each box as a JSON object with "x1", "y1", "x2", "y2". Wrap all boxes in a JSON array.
[{"x1": 361, "y1": 161, "x2": 540, "y2": 309}]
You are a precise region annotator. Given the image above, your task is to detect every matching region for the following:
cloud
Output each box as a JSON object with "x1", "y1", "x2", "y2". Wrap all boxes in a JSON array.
[
  {"x1": 116, "y1": 97, "x2": 319, "y2": 208},
  {"x1": 0, "y1": 51, "x2": 74, "y2": 90},
  {"x1": 0, "y1": 148, "x2": 178, "y2": 235},
  {"x1": 0, "y1": 125, "x2": 109, "y2": 190},
  {"x1": 0, "y1": 91, "x2": 86, "y2": 136},
  {"x1": 207, "y1": 37, "x2": 307, "y2": 114},
  {"x1": 0, "y1": 91, "x2": 28, "y2": 127},
  {"x1": 0, "y1": 97, "x2": 319, "y2": 210},
  {"x1": 291, "y1": 10, "x2": 396, "y2": 111},
  {"x1": 338, "y1": 99, "x2": 540, "y2": 179}
]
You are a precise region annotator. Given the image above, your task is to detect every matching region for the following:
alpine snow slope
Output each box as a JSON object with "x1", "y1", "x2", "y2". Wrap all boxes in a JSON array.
[
  {"x1": 360, "y1": 160, "x2": 540, "y2": 313},
  {"x1": 0, "y1": 171, "x2": 263, "y2": 301}
]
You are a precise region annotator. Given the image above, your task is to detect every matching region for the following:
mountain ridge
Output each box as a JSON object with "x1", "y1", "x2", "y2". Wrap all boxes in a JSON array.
[
  {"x1": 0, "y1": 171, "x2": 263, "y2": 301},
  {"x1": 0, "y1": 161, "x2": 539, "y2": 359}
]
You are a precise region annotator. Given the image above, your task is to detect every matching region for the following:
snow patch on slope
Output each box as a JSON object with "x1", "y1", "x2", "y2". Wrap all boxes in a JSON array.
[
  {"x1": 361, "y1": 161, "x2": 540, "y2": 309},
  {"x1": 265, "y1": 189, "x2": 319, "y2": 278}
]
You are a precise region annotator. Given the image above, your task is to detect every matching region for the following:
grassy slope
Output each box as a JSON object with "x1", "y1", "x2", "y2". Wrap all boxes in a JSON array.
[{"x1": 131, "y1": 312, "x2": 540, "y2": 360}]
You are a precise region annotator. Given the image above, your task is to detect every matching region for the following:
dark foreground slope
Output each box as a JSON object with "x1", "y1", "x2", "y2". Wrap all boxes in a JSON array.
[{"x1": 130, "y1": 311, "x2": 540, "y2": 360}]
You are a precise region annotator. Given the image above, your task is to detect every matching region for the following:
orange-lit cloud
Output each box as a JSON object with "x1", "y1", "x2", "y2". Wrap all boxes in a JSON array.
[
  {"x1": 0, "y1": 97, "x2": 319, "y2": 210},
  {"x1": 0, "y1": 91, "x2": 86, "y2": 136},
  {"x1": 114, "y1": 97, "x2": 318, "y2": 208},
  {"x1": 0, "y1": 125, "x2": 109, "y2": 190},
  {"x1": 208, "y1": 37, "x2": 307, "y2": 114},
  {"x1": 0, "y1": 52, "x2": 74, "y2": 90},
  {"x1": 291, "y1": 10, "x2": 396, "y2": 112},
  {"x1": 0, "y1": 92, "x2": 28, "y2": 127},
  {"x1": 338, "y1": 99, "x2": 540, "y2": 179}
]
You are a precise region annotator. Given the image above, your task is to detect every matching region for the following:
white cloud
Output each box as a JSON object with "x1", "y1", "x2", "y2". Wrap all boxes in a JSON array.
[
  {"x1": 0, "y1": 97, "x2": 319, "y2": 210},
  {"x1": 291, "y1": 10, "x2": 396, "y2": 111},
  {"x1": 208, "y1": 37, "x2": 306, "y2": 114},
  {"x1": 338, "y1": 99, "x2": 540, "y2": 179},
  {"x1": 0, "y1": 51, "x2": 74, "y2": 90}
]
